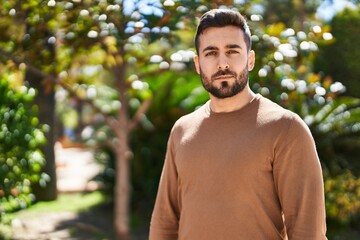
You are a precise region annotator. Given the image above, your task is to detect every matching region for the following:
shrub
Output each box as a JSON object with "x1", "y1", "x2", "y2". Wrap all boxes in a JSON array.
[{"x1": 0, "y1": 75, "x2": 48, "y2": 221}]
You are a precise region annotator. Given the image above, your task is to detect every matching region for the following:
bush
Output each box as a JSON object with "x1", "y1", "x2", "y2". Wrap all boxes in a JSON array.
[
  {"x1": 0, "y1": 75, "x2": 48, "y2": 221},
  {"x1": 325, "y1": 171, "x2": 360, "y2": 225}
]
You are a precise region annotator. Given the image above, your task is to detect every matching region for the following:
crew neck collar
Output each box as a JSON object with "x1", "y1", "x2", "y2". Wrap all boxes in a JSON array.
[{"x1": 205, "y1": 94, "x2": 261, "y2": 117}]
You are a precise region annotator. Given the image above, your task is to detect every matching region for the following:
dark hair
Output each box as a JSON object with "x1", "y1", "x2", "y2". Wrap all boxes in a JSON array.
[{"x1": 195, "y1": 9, "x2": 252, "y2": 53}]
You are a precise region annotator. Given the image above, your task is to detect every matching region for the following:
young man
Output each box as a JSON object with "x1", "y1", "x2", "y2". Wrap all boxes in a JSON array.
[{"x1": 150, "y1": 9, "x2": 327, "y2": 239}]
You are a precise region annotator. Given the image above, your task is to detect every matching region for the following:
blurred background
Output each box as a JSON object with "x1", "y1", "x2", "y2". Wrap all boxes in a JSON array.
[{"x1": 0, "y1": 0, "x2": 360, "y2": 239}]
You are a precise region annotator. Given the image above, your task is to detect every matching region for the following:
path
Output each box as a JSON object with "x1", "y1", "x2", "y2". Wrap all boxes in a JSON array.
[
  {"x1": 6, "y1": 142, "x2": 112, "y2": 240},
  {"x1": 55, "y1": 141, "x2": 103, "y2": 193},
  {"x1": 5, "y1": 142, "x2": 148, "y2": 239}
]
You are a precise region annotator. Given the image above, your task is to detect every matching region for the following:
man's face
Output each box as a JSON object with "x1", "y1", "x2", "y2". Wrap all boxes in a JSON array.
[{"x1": 194, "y1": 26, "x2": 255, "y2": 99}]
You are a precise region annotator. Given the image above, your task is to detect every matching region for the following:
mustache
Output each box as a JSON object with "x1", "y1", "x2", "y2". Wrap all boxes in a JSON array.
[{"x1": 211, "y1": 69, "x2": 236, "y2": 79}]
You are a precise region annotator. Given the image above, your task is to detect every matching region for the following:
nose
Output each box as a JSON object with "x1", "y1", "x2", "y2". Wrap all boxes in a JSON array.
[
  {"x1": 217, "y1": 56, "x2": 229, "y2": 70},
  {"x1": 218, "y1": 63, "x2": 229, "y2": 70}
]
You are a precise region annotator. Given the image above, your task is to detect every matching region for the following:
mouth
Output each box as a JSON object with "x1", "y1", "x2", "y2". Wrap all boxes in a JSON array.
[{"x1": 213, "y1": 75, "x2": 234, "y2": 81}]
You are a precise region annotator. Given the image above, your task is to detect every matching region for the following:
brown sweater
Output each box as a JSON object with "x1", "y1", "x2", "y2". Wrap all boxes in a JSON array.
[{"x1": 150, "y1": 94, "x2": 327, "y2": 240}]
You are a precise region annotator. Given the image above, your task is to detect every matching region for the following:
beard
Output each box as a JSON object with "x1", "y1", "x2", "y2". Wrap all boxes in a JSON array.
[{"x1": 200, "y1": 66, "x2": 249, "y2": 99}]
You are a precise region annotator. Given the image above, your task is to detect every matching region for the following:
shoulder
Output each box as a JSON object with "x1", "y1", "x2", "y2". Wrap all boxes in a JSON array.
[
  {"x1": 255, "y1": 97, "x2": 317, "y2": 158},
  {"x1": 256, "y1": 95, "x2": 310, "y2": 134},
  {"x1": 174, "y1": 102, "x2": 208, "y2": 129},
  {"x1": 257, "y1": 95, "x2": 300, "y2": 122},
  {"x1": 169, "y1": 102, "x2": 208, "y2": 139}
]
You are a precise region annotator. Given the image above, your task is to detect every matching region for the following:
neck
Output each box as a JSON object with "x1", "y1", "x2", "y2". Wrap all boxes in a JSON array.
[{"x1": 209, "y1": 87, "x2": 256, "y2": 113}]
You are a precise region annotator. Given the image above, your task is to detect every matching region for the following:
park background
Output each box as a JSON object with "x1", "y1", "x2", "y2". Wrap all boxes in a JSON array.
[{"x1": 1, "y1": 0, "x2": 360, "y2": 239}]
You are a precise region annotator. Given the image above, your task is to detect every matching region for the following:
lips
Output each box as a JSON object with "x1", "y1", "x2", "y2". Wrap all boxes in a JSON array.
[
  {"x1": 213, "y1": 75, "x2": 234, "y2": 80},
  {"x1": 212, "y1": 69, "x2": 236, "y2": 80}
]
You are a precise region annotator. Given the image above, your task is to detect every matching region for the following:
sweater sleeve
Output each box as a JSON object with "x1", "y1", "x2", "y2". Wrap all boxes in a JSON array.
[
  {"x1": 273, "y1": 114, "x2": 327, "y2": 240},
  {"x1": 149, "y1": 128, "x2": 180, "y2": 240}
]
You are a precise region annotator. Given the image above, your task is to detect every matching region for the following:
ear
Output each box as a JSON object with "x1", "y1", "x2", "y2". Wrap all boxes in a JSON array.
[
  {"x1": 247, "y1": 50, "x2": 255, "y2": 71},
  {"x1": 194, "y1": 55, "x2": 200, "y2": 74}
]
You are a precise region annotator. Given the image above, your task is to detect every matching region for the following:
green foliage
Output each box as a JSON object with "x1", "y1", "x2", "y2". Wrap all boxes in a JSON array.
[
  {"x1": 0, "y1": 0, "x2": 58, "y2": 73},
  {"x1": 325, "y1": 171, "x2": 360, "y2": 225},
  {"x1": 309, "y1": 97, "x2": 360, "y2": 226},
  {"x1": 308, "y1": 97, "x2": 360, "y2": 174},
  {"x1": 261, "y1": 0, "x2": 322, "y2": 28},
  {"x1": 315, "y1": 7, "x2": 360, "y2": 98},
  {"x1": 0, "y1": 75, "x2": 47, "y2": 220}
]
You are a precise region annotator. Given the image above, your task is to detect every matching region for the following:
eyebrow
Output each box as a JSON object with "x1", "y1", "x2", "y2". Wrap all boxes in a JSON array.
[
  {"x1": 202, "y1": 46, "x2": 218, "y2": 53},
  {"x1": 226, "y1": 44, "x2": 242, "y2": 49},
  {"x1": 202, "y1": 44, "x2": 242, "y2": 53}
]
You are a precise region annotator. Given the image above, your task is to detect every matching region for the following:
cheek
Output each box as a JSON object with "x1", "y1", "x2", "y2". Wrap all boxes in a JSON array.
[
  {"x1": 200, "y1": 62, "x2": 210, "y2": 71},
  {"x1": 231, "y1": 58, "x2": 248, "y2": 70},
  {"x1": 198, "y1": 61, "x2": 213, "y2": 74}
]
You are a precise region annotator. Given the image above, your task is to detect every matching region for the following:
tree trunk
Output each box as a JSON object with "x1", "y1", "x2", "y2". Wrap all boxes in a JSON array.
[
  {"x1": 111, "y1": 40, "x2": 133, "y2": 239},
  {"x1": 295, "y1": 0, "x2": 306, "y2": 31},
  {"x1": 114, "y1": 124, "x2": 132, "y2": 240},
  {"x1": 26, "y1": 71, "x2": 58, "y2": 201}
]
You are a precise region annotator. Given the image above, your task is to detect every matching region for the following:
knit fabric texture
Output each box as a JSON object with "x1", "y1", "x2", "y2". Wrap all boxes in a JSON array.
[{"x1": 150, "y1": 94, "x2": 327, "y2": 240}]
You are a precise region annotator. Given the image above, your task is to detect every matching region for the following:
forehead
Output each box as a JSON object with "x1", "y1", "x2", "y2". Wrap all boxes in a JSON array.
[{"x1": 198, "y1": 26, "x2": 246, "y2": 51}]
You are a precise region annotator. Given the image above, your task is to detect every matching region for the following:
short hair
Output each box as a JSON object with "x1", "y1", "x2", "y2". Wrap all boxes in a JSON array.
[{"x1": 195, "y1": 9, "x2": 252, "y2": 53}]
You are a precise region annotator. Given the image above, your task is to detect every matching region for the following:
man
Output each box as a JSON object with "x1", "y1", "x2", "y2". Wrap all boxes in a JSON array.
[{"x1": 150, "y1": 9, "x2": 327, "y2": 239}]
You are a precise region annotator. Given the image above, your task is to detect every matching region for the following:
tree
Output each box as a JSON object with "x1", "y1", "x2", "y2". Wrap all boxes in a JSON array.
[
  {"x1": 315, "y1": 7, "x2": 360, "y2": 98},
  {"x1": 260, "y1": 0, "x2": 322, "y2": 30}
]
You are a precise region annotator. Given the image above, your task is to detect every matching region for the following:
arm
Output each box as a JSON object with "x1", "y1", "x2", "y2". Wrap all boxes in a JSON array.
[
  {"x1": 149, "y1": 129, "x2": 180, "y2": 240},
  {"x1": 273, "y1": 114, "x2": 327, "y2": 240}
]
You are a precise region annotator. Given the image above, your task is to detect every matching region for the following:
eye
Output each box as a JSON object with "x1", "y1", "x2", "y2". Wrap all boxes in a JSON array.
[
  {"x1": 205, "y1": 51, "x2": 217, "y2": 57},
  {"x1": 227, "y1": 50, "x2": 240, "y2": 55}
]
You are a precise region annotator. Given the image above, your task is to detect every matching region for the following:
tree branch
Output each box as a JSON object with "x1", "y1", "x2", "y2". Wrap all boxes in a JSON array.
[
  {"x1": 0, "y1": 47, "x2": 119, "y2": 128},
  {"x1": 1, "y1": 47, "x2": 153, "y2": 134},
  {"x1": 128, "y1": 99, "x2": 152, "y2": 132},
  {"x1": 0, "y1": 47, "x2": 49, "y2": 80}
]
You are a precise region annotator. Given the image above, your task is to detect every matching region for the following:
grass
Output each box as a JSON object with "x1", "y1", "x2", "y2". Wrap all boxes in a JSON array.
[
  {"x1": 0, "y1": 191, "x2": 106, "y2": 225},
  {"x1": 16, "y1": 191, "x2": 106, "y2": 214},
  {"x1": 0, "y1": 191, "x2": 112, "y2": 239}
]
